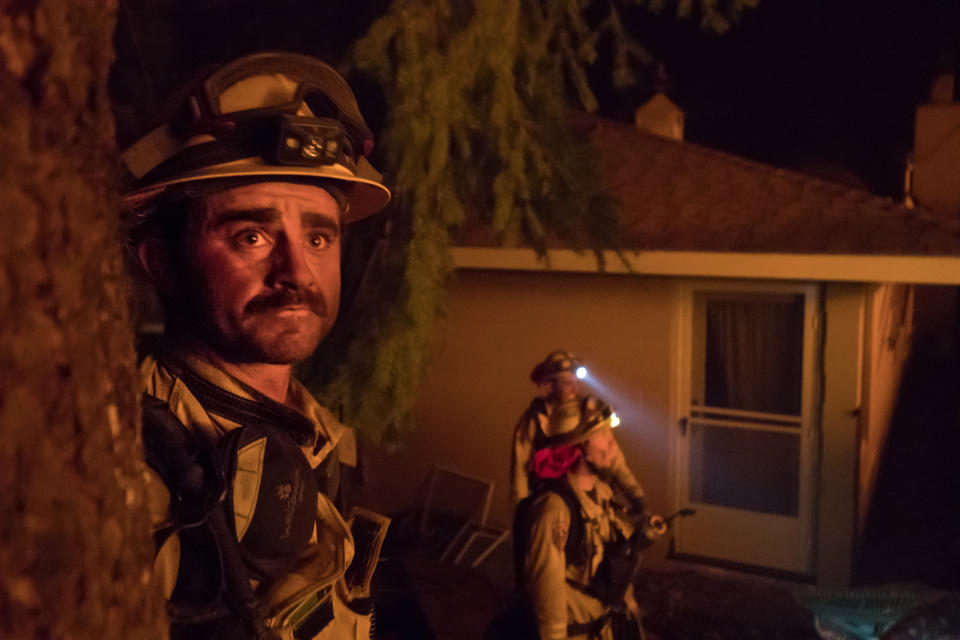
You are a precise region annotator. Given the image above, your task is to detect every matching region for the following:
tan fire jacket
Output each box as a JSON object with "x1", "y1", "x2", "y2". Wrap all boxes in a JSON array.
[
  {"x1": 142, "y1": 347, "x2": 371, "y2": 640},
  {"x1": 523, "y1": 477, "x2": 640, "y2": 640},
  {"x1": 510, "y1": 395, "x2": 646, "y2": 506}
]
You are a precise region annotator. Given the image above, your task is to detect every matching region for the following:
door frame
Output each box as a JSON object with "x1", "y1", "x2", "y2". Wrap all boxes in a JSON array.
[{"x1": 671, "y1": 278, "x2": 822, "y2": 576}]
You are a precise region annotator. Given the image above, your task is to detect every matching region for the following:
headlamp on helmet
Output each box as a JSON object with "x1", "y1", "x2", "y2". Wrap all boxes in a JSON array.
[{"x1": 273, "y1": 116, "x2": 352, "y2": 167}]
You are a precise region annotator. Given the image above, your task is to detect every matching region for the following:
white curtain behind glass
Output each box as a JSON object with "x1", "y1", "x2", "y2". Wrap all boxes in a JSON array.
[{"x1": 704, "y1": 295, "x2": 805, "y2": 416}]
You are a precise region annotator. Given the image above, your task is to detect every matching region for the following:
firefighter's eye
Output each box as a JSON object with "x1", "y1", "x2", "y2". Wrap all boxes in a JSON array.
[
  {"x1": 307, "y1": 232, "x2": 332, "y2": 250},
  {"x1": 233, "y1": 229, "x2": 268, "y2": 248}
]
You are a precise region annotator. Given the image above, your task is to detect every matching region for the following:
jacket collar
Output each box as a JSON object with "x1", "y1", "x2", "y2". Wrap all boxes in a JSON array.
[{"x1": 161, "y1": 346, "x2": 324, "y2": 448}]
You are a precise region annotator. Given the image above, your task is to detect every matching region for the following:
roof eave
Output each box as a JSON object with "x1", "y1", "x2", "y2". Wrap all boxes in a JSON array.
[{"x1": 452, "y1": 247, "x2": 960, "y2": 285}]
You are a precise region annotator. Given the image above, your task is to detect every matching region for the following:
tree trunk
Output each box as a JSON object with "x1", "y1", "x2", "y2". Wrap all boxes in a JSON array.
[{"x1": 0, "y1": 2, "x2": 165, "y2": 638}]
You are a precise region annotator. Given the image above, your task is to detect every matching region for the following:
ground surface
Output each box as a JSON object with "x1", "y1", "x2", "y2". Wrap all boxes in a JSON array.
[
  {"x1": 370, "y1": 509, "x2": 960, "y2": 640},
  {"x1": 371, "y1": 512, "x2": 825, "y2": 640},
  {"x1": 634, "y1": 566, "x2": 819, "y2": 640}
]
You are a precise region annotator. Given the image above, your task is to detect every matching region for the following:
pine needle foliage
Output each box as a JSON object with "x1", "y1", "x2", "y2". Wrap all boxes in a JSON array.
[{"x1": 302, "y1": 0, "x2": 756, "y2": 443}]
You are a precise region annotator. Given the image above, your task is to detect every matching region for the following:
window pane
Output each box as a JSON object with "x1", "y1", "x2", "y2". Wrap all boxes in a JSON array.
[
  {"x1": 689, "y1": 424, "x2": 800, "y2": 516},
  {"x1": 704, "y1": 295, "x2": 805, "y2": 415}
]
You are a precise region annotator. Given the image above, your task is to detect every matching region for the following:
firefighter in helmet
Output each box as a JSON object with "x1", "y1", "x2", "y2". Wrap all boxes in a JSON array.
[
  {"x1": 510, "y1": 351, "x2": 646, "y2": 510},
  {"x1": 123, "y1": 52, "x2": 390, "y2": 639},
  {"x1": 514, "y1": 397, "x2": 663, "y2": 640}
]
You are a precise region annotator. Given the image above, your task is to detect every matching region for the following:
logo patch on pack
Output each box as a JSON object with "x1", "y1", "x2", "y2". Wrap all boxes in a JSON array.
[
  {"x1": 278, "y1": 469, "x2": 306, "y2": 540},
  {"x1": 220, "y1": 423, "x2": 319, "y2": 580}
]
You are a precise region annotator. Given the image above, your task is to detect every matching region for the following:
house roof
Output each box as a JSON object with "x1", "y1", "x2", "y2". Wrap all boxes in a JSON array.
[
  {"x1": 457, "y1": 114, "x2": 960, "y2": 257},
  {"x1": 590, "y1": 117, "x2": 960, "y2": 256}
]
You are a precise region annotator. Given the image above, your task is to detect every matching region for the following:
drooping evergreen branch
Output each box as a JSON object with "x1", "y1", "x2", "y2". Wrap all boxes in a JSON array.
[{"x1": 303, "y1": 0, "x2": 756, "y2": 442}]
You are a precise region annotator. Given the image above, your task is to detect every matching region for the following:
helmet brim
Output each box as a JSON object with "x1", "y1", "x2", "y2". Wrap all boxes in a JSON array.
[
  {"x1": 541, "y1": 397, "x2": 614, "y2": 448},
  {"x1": 124, "y1": 157, "x2": 391, "y2": 223}
]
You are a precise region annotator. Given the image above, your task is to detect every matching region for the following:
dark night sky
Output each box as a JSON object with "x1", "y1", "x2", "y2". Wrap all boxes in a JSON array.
[
  {"x1": 599, "y1": 0, "x2": 960, "y2": 198},
  {"x1": 115, "y1": 1, "x2": 960, "y2": 198}
]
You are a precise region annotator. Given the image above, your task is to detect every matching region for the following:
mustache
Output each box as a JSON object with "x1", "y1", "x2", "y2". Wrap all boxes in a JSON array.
[{"x1": 244, "y1": 288, "x2": 327, "y2": 316}]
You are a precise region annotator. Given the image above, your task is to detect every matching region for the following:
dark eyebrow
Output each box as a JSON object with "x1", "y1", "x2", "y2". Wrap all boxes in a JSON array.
[
  {"x1": 208, "y1": 207, "x2": 280, "y2": 230},
  {"x1": 206, "y1": 207, "x2": 340, "y2": 236},
  {"x1": 301, "y1": 212, "x2": 341, "y2": 235}
]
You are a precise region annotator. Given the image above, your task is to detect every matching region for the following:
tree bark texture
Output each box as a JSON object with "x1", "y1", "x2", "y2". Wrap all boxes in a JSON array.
[{"x1": 0, "y1": 2, "x2": 165, "y2": 638}]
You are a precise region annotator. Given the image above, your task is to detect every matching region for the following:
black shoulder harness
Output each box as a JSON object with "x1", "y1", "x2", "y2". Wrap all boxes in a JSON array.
[{"x1": 160, "y1": 356, "x2": 320, "y2": 448}]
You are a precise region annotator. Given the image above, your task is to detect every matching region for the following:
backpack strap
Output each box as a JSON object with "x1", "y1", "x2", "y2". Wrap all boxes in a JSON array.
[
  {"x1": 141, "y1": 395, "x2": 224, "y2": 529},
  {"x1": 141, "y1": 396, "x2": 275, "y2": 639}
]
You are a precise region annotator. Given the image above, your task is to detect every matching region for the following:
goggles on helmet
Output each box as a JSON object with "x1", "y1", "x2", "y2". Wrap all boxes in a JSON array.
[
  {"x1": 197, "y1": 53, "x2": 373, "y2": 144},
  {"x1": 196, "y1": 53, "x2": 372, "y2": 156},
  {"x1": 123, "y1": 52, "x2": 390, "y2": 221}
]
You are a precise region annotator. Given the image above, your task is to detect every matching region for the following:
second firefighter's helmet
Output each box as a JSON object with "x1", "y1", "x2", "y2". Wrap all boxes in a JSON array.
[
  {"x1": 542, "y1": 396, "x2": 617, "y2": 447},
  {"x1": 529, "y1": 350, "x2": 584, "y2": 384}
]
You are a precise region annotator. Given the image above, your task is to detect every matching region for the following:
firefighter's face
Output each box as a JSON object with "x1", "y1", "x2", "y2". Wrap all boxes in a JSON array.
[
  {"x1": 179, "y1": 182, "x2": 342, "y2": 364},
  {"x1": 583, "y1": 428, "x2": 617, "y2": 470},
  {"x1": 546, "y1": 372, "x2": 579, "y2": 401}
]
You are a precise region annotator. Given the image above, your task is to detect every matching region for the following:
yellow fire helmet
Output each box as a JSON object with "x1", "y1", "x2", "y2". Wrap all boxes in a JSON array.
[
  {"x1": 121, "y1": 51, "x2": 391, "y2": 222},
  {"x1": 542, "y1": 395, "x2": 617, "y2": 447}
]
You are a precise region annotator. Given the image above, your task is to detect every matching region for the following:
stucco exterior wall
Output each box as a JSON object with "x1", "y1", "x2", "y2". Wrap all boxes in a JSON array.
[
  {"x1": 857, "y1": 284, "x2": 914, "y2": 535},
  {"x1": 358, "y1": 269, "x2": 678, "y2": 555},
  {"x1": 357, "y1": 271, "x2": 869, "y2": 585}
]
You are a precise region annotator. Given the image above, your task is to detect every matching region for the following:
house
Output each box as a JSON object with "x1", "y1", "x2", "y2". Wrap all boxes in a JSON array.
[{"x1": 357, "y1": 100, "x2": 960, "y2": 588}]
